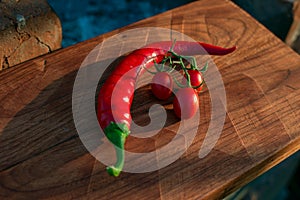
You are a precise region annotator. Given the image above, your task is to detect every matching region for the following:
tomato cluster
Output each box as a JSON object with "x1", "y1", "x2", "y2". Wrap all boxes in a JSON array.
[{"x1": 150, "y1": 69, "x2": 203, "y2": 120}]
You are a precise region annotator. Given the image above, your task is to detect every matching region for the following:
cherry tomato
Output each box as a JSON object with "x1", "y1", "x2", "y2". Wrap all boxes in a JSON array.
[
  {"x1": 182, "y1": 70, "x2": 203, "y2": 92},
  {"x1": 151, "y1": 72, "x2": 173, "y2": 100},
  {"x1": 173, "y1": 87, "x2": 199, "y2": 119}
]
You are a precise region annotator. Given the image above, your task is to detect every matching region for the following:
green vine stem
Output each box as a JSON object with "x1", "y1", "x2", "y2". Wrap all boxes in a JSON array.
[
  {"x1": 144, "y1": 40, "x2": 208, "y2": 89},
  {"x1": 199, "y1": 61, "x2": 208, "y2": 73}
]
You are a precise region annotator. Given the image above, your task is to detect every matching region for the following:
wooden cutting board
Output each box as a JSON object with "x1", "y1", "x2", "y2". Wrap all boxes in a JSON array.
[{"x1": 0, "y1": 0, "x2": 299, "y2": 199}]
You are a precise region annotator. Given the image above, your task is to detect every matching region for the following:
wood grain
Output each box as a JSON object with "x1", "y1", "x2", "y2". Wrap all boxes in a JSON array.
[{"x1": 0, "y1": 0, "x2": 300, "y2": 199}]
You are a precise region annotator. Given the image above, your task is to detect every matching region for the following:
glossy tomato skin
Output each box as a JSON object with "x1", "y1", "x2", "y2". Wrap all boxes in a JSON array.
[
  {"x1": 151, "y1": 72, "x2": 173, "y2": 100},
  {"x1": 182, "y1": 70, "x2": 203, "y2": 92},
  {"x1": 173, "y1": 87, "x2": 199, "y2": 119}
]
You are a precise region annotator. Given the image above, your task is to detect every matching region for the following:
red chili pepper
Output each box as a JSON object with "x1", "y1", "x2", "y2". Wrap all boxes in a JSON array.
[
  {"x1": 147, "y1": 41, "x2": 236, "y2": 55},
  {"x1": 97, "y1": 41, "x2": 236, "y2": 176}
]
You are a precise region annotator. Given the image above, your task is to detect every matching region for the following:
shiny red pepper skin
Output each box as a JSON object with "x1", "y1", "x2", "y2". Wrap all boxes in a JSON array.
[
  {"x1": 97, "y1": 48, "x2": 166, "y2": 130},
  {"x1": 97, "y1": 41, "x2": 236, "y2": 176}
]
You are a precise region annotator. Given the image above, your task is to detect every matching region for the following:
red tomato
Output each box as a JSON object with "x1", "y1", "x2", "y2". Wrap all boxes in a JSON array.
[
  {"x1": 182, "y1": 70, "x2": 203, "y2": 92},
  {"x1": 151, "y1": 72, "x2": 173, "y2": 100},
  {"x1": 173, "y1": 88, "x2": 199, "y2": 119}
]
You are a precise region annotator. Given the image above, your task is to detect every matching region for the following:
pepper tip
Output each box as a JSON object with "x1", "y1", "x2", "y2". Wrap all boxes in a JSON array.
[{"x1": 228, "y1": 46, "x2": 237, "y2": 53}]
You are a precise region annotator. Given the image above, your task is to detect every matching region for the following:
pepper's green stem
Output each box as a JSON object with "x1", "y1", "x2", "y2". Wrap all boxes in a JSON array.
[{"x1": 104, "y1": 122, "x2": 130, "y2": 177}]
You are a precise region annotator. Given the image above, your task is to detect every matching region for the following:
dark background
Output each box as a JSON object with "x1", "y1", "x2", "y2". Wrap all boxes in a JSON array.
[{"x1": 48, "y1": 0, "x2": 293, "y2": 47}]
